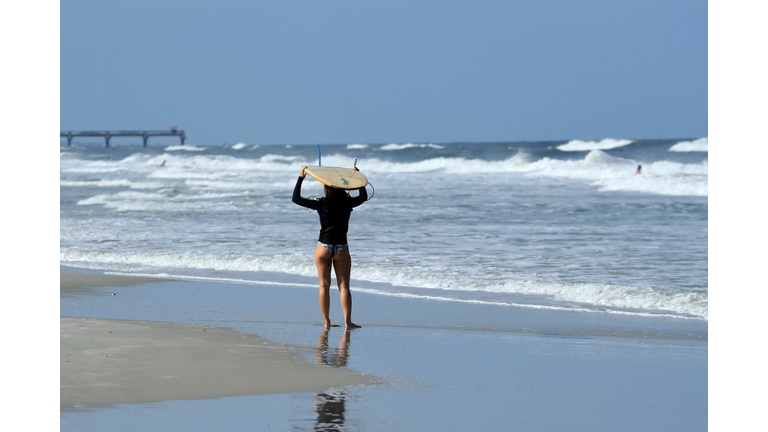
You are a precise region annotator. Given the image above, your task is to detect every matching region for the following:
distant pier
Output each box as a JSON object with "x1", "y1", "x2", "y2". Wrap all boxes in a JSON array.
[{"x1": 60, "y1": 126, "x2": 186, "y2": 147}]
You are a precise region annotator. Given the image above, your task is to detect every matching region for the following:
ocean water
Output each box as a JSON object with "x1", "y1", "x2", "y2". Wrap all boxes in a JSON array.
[{"x1": 60, "y1": 138, "x2": 708, "y2": 320}]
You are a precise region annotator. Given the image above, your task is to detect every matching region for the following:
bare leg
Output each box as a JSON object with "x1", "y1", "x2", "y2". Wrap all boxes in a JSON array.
[
  {"x1": 314, "y1": 243, "x2": 333, "y2": 328},
  {"x1": 331, "y1": 248, "x2": 361, "y2": 329}
]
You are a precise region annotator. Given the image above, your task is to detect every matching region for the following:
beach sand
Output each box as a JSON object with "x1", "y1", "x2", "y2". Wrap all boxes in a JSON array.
[
  {"x1": 60, "y1": 273, "x2": 372, "y2": 411},
  {"x1": 60, "y1": 273, "x2": 172, "y2": 295},
  {"x1": 60, "y1": 317, "x2": 373, "y2": 410},
  {"x1": 60, "y1": 268, "x2": 707, "y2": 430}
]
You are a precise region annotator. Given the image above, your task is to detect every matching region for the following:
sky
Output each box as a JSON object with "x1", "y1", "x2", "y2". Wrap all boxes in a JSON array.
[
  {"x1": 60, "y1": 0, "x2": 707, "y2": 145},
  {"x1": 10, "y1": 2, "x2": 768, "y2": 427}
]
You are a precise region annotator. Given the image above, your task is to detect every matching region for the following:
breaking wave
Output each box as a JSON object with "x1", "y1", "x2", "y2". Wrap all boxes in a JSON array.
[
  {"x1": 557, "y1": 139, "x2": 634, "y2": 152},
  {"x1": 669, "y1": 138, "x2": 708, "y2": 152}
]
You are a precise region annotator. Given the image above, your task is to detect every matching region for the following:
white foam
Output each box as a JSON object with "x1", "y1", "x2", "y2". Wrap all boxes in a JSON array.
[
  {"x1": 380, "y1": 143, "x2": 445, "y2": 151},
  {"x1": 231, "y1": 142, "x2": 248, "y2": 150},
  {"x1": 669, "y1": 137, "x2": 708, "y2": 152},
  {"x1": 346, "y1": 143, "x2": 369, "y2": 150},
  {"x1": 494, "y1": 280, "x2": 707, "y2": 319},
  {"x1": 61, "y1": 153, "x2": 171, "y2": 174},
  {"x1": 349, "y1": 288, "x2": 701, "y2": 319},
  {"x1": 557, "y1": 139, "x2": 634, "y2": 152},
  {"x1": 519, "y1": 150, "x2": 707, "y2": 196},
  {"x1": 165, "y1": 145, "x2": 206, "y2": 152},
  {"x1": 62, "y1": 147, "x2": 706, "y2": 197},
  {"x1": 76, "y1": 189, "x2": 254, "y2": 212},
  {"x1": 354, "y1": 264, "x2": 707, "y2": 319},
  {"x1": 185, "y1": 179, "x2": 260, "y2": 190},
  {"x1": 60, "y1": 179, "x2": 133, "y2": 188},
  {"x1": 61, "y1": 144, "x2": 708, "y2": 321},
  {"x1": 344, "y1": 151, "x2": 707, "y2": 196},
  {"x1": 60, "y1": 249, "x2": 316, "y2": 277},
  {"x1": 349, "y1": 153, "x2": 529, "y2": 174},
  {"x1": 59, "y1": 248, "x2": 707, "y2": 319},
  {"x1": 259, "y1": 154, "x2": 307, "y2": 164},
  {"x1": 59, "y1": 163, "x2": 131, "y2": 174},
  {"x1": 60, "y1": 179, "x2": 168, "y2": 190},
  {"x1": 143, "y1": 154, "x2": 295, "y2": 180}
]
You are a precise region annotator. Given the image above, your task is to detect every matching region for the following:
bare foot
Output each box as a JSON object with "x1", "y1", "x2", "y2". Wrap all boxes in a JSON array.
[{"x1": 345, "y1": 322, "x2": 362, "y2": 329}]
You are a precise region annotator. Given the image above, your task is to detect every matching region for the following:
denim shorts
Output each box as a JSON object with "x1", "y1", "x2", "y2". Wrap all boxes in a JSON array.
[{"x1": 318, "y1": 242, "x2": 349, "y2": 256}]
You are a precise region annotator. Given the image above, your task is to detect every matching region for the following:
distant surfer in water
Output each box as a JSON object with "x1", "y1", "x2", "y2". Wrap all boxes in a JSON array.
[
  {"x1": 635, "y1": 165, "x2": 642, "y2": 175},
  {"x1": 293, "y1": 166, "x2": 368, "y2": 329}
]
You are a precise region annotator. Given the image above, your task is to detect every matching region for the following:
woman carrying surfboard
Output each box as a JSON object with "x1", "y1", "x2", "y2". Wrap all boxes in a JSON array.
[{"x1": 292, "y1": 165, "x2": 368, "y2": 329}]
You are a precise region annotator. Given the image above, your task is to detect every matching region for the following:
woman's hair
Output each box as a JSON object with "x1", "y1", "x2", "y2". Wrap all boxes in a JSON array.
[{"x1": 322, "y1": 186, "x2": 350, "y2": 214}]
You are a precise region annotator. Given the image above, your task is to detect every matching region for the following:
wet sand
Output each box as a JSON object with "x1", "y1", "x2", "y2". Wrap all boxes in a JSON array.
[
  {"x1": 60, "y1": 316, "x2": 373, "y2": 410},
  {"x1": 60, "y1": 268, "x2": 707, "y2": 430},
  {"x1": 60, "y1": 273, "x2": 372, "y2": 411}
]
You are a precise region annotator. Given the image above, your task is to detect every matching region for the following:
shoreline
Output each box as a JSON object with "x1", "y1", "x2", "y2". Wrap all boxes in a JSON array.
[
  {"x1": 60, "y1": 268, "x2": 707, "y2": 430},
  {"x1": 60, "y1": 266, "x2": 707, "y2": 341}
]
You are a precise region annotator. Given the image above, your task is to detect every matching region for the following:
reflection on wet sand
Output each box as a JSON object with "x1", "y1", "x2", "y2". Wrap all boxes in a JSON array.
[{"x1": 313, "y1": 329, "x2": 353, "y2": 431}]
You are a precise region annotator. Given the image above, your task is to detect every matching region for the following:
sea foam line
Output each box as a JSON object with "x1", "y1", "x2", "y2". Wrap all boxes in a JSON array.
[
  {"x1": 61, "y1": 249, "x2": 707, "y2": 320},
  {"x1": 557, "y1": 139, "x2": 634, "y2": 152},
  {"x1": 102, "y1": 270, "x2": 704, "y2": 320},
  {"x1": 380, "y1": 143, "x2": 445, "y2": 151}
]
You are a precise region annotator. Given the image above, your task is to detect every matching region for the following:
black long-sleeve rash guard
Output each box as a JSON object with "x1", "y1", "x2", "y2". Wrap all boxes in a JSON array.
[{"x1": 292, "y1": 176, "x2": 367, "y2": 245}]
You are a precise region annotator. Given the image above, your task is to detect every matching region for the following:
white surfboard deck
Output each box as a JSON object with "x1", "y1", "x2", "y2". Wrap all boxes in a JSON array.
[{"x1": 303, "y1": 166, "x2": 368, "y2": 189}]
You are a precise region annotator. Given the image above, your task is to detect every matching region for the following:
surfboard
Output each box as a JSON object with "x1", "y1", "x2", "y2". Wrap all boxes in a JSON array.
[{"x1": 304, "y1": 166, "x2": 368, "y2": 189}]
